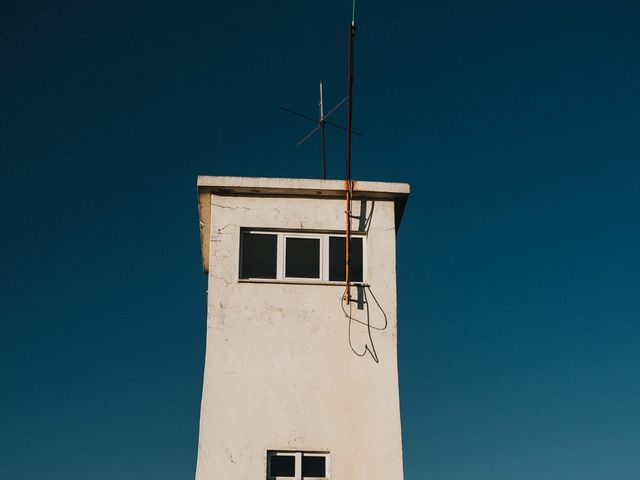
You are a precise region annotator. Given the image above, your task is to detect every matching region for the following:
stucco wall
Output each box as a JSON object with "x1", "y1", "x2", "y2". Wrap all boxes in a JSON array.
[{"x1": 195, "y1": 193, "x2": 404, "y2": 479}]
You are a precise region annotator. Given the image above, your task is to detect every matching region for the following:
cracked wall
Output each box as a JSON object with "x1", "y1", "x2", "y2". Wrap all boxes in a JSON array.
[{"x1": 195, "y1": 193, "x2": 404, "y2": 480}]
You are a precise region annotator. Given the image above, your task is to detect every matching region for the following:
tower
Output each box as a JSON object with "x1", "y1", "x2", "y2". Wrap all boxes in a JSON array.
[{"x1": 195, "y1": 176, "x2": 410, "y2": 479}]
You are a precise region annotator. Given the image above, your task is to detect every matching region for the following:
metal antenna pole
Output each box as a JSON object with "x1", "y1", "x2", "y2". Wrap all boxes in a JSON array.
[
  {"x1": 320, "y1": 81, "x2": 326, "y2": 179},
  {"x1": 345, "y1": 8, "x2": 356, "y2": 305},
  {"x1": 346, "y1": 24, "x2": 355, "y2": 181}
]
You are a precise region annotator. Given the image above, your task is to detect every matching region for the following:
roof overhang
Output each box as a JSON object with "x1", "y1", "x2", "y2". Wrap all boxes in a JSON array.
[{"x1": 197, "y1": 176, "x2": 410, "y2": 273}]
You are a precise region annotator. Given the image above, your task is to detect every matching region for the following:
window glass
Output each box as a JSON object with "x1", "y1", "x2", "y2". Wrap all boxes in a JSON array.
[
  {"x1": 285, "y1": 237, "x2": 320, "y2": 279},
  {"x1": 240, "y1": 233, "x2": 277, "y2": 279},
  {"x1": 302, "y1": 455, "x2": 326, "y2": 477},
  {"x1": 328, "y1": 236, "x2": 363, "y2": 282},
  {"x1": 269, "y1": 454, "x2": 295, "y2": 477}
]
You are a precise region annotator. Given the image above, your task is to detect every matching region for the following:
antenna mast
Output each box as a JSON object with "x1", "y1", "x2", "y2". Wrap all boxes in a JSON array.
[
  {"x1": 320, "y1": 82, "x2": 326, "y2": 179},
  {"x1": 346, "y1": 4, "x2": 356, "y2": 182},
  {"x1": 345, "y1": 1, "x2": 357, "y2": 304}
]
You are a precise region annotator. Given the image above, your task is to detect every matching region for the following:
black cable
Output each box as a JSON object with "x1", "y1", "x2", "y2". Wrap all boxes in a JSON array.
[{"x1": 340, "y1": 285, "x2": 387, "y2": 363}]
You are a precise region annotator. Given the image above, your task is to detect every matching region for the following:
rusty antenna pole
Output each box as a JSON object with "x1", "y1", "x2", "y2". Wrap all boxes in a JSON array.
[{"x1": 345, "y1": 1, "x2": 356, "y2": 304}]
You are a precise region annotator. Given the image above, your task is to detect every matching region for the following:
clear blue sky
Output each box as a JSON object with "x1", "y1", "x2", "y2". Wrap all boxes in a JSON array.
[{"x1": 2, "y1": 1, "x2": 640, "y2": 479}]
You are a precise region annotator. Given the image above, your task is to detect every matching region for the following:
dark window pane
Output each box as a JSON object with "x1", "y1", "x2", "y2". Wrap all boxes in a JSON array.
[
  {"x1": 269, "y1": 454, "x2": 295, "y2": 477},
  {"x1": 329, "y1": 236, "x2": 363, "y2": 282},
  {"x1": 285, "y1": 238, "x2": 320, "y2": 278},
  {"x1": 302, "y1": 455, "x2": 326, "y2": 477},
  {"x1": 240, "y1": 233, "x2": 277, "y2": 279}
]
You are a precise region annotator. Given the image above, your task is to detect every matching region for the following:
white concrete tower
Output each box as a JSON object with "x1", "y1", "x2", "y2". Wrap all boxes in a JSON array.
[{"x1": 195, "y1": 176, "x2": 410, "y2": 480}]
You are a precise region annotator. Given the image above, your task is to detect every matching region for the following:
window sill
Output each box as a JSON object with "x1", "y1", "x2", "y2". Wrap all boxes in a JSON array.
[{"x1": 238, "y1": 278, "x2": 366, "y2": 287}]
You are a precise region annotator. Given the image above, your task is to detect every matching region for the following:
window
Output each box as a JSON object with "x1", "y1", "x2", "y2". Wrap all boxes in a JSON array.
[
  {"x1": 267, "y1": 451, "x2": 330, "y2": 479},
  {"x1": 328, "y1": 236, "x2": 363, "y2": 282},
  {"x1": 302, "y1": 454, "x2": 327, "y2": 477},
  {"x1": 240, "y1": 232, "x2": 278, "y2": 279},
  {"x1": 269, "y1": 453, "x2": 295, "y2": 477},
  {"x1": 240, "y1": 230, "x2": 365, "y2": 283},
  {"x1": 285, "y1": 237, "x2": 321, "y2": 279}
]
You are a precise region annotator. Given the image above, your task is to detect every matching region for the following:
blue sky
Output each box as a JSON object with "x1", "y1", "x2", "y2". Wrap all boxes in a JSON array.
[{"x1": 2, "y1": 1, "x2": 640, "y2": 479}]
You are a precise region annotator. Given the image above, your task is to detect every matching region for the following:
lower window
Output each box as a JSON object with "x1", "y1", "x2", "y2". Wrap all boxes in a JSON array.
[{"x1": 267, "y1": 451, "x2": 330, "y2": 479}]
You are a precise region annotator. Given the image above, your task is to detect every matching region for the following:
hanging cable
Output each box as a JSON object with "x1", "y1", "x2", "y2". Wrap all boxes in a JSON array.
[{"x1": 340, "y1": 285, "x2": 388, "y2": 363}]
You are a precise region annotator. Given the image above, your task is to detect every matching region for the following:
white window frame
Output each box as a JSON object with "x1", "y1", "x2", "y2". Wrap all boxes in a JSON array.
[
  {"x1": 325, "y1": 234, "x2": 366, "y2": 283},
  {"x1": 240, "y1": 230, "x2": 366, "y2": 284},
  {"x1": 283, "y1": 233, "x2": 323, "y2": 281},
  {"x1": 267, "y1": 451, "x2": 330, "y2": 480}
]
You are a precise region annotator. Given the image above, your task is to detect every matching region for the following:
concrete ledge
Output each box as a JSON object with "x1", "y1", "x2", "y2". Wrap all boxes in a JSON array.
[{"x1": 197, "y1": 176, "x2": 409, "y2": 197}]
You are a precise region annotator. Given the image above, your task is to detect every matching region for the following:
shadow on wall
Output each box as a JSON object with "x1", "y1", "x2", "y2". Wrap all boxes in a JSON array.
[{"x1": 355, "y1": 199, "x2": 375, "y2": 233}]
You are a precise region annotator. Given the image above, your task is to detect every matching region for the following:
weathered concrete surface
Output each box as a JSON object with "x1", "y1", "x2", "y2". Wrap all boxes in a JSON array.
[{"x1": 195, "y1": 176, "x2": 409, "y2": 480}]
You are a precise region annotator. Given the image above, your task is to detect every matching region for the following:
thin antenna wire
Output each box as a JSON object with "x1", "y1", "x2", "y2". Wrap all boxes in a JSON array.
[
  {"x1": 280, "y1": 87, "x2": 361, "y2": 179},
  {"x1": 281, "y1": 103, "x2": 361, "y2": 135},
  {"x1": 323, "y1": 96, "x2": 347, "y2": 119},
  {"x1": 296, "y1": 125, "x2": 321, "y2": 147}
]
